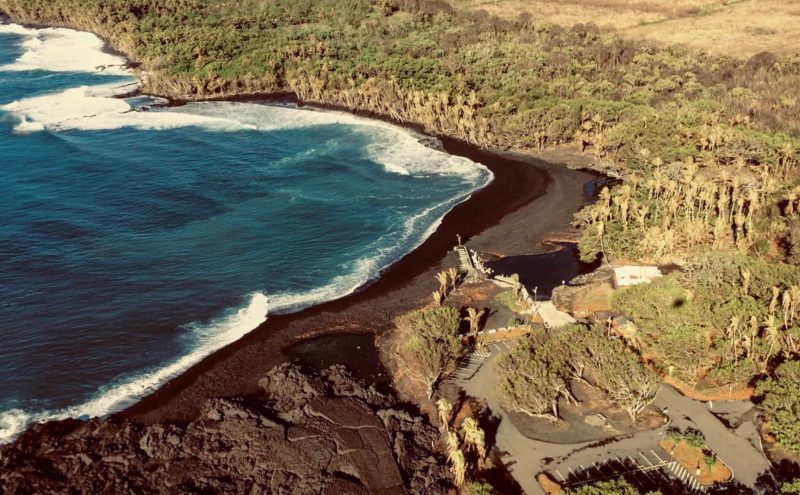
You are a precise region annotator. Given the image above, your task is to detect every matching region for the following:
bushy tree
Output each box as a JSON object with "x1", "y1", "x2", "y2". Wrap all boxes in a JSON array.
[
  {"x1": 782, "y1": 478, "x2": 800, "y2": 494},
  {"x1": 396, "y1": 307, "x2": 463, "y2": 397},
  {"x1": 463, "y1": 481, "x2": 495, "y2": 495},
  {"x1": 496, "y1": 325, "x2": 655, "y2": 421},
  {"x1": 565, "y1": 477, "x2": 655, "y2": 495},
  {"x1": 755, "y1": 360, "x2": 800, "y2": 455}
]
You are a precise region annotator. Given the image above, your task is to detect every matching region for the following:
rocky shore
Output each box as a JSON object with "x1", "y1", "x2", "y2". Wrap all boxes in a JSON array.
[{"x1": 1, "y1": 364, "x2": 449, "y2": 494}]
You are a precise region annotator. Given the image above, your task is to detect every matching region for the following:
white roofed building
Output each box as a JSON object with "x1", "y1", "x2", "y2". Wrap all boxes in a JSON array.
[{"x1": 612, "y1": 265, "x2": 662, "y2": 288}]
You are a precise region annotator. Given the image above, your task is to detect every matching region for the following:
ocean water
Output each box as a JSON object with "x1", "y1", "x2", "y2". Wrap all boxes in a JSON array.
[{"x1": 0, "y1": 24, "x2": 491, "y2": 442}]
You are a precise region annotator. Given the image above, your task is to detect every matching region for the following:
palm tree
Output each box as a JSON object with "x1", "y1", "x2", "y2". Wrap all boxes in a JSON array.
[
  {"x1": 447, "y1": 429, "x2": 460, "y2": 452},
  {"x1": 763, "y1": 315, "x2": 779, "y2": 371},
  {"x1": 448, "y1": 267, "x2": 460, "y2": 292},
  {"x1": 741, "y1": 267, "x2": 751, "y2": 297},
  {"x1": 436, "y1": 271, "x2": 449, "y2": 295},
  {"x1": 448, "y1": 448, "x2": 467, "y2": 486},
  {"x1": 432, "y1": 290, "x2": 443, "y2": 307},
  {"x1": 464, "y1": 307, "x2": 485, "y2": 337},
  {"x1": 790, "y1": 286, "x2": 800, "y2": 326},
  {"x1": 461, "y1": 417, "x2": 487, "y2": 468},
  {"x1": 769, "y1": 287, "x2": 781, "y2": 316},
  {"x1": 779, "y1": 142, "x2": 795, "y2": 178},
  {"x1": 437, "y1": 398, "x2": 454, "y2": 430},
  {"x1": 783, "y1": 290, "x2": 793, "y2": 330},
  {"x1": 726, "y1": 316, "x2": 741, "y2": 366}
]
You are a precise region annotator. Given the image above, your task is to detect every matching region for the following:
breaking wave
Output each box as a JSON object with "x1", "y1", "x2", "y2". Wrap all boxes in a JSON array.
[
  {"x1": 0, "y1": 292, "x2": 269, "y2": 444},
  {"x1": 0, "y1": 22, "x2": 490, "y2": 183},
  {"x1": 0, "y1": 21, "x2": 493, "y2": 444}
]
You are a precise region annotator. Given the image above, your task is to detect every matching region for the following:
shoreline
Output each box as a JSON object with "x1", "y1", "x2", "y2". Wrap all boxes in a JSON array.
[
  {"x1": 121, "y1": 132, "x2": 599, "y2": 424},
  {"x1": 0, "y1": 18, "x2": 601, "y2": 428}
]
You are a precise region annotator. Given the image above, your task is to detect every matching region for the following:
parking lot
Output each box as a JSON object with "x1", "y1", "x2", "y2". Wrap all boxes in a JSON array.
[{"x1": 546, "y1": 447, "x2": 707, "y2": 494}]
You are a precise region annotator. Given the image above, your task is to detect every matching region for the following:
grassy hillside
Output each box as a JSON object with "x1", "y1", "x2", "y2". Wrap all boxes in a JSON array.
[
  {"x1": 2, "y1": 0, "x2": 800, "y2": 459},
  {"x1": 450, "y1": 0, "x2": 800, "y2": 57}
]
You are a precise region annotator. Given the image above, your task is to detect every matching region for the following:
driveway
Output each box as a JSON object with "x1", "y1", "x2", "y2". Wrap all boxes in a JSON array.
[
  {"x1": 455, "y1": 351, "x2": 774, "y2": 494},
  {"x1": 652, "y1": 385, "x2": 773, "y2": 489}
]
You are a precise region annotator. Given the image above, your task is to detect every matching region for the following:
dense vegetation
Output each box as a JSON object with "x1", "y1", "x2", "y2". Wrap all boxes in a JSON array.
[
  {"x1": 496, "y1": 324, "x2": 657, "y2": 421},
  {"x1": 612, "y1": 252, "x2": 800, "y2": 455},
  {"x1": 755, "y1": 361, "x2": 800, "y2": 456},
  {"x1": 614, "y1": 254, "x2": 800, "y2": 388},
  {"x1": 3, "y1": 0, "x2": 800, "y2": 461},
  {"x1": 2, "y1": 0, "x2": 798, "y2": 159},
  {"x1": 565, "y1": 477, "x2": 657, "y2": 495},
  {"x1": 394, "y1": 306, "x2": 464, "y2": 398}
]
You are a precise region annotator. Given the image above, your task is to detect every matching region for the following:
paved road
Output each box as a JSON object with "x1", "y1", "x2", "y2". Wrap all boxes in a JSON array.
[
  {"x1": 457, "y1": 351, "x2": 774, "y2": 494},
  {"x1": 459, "y1": 349, "x2": 583, "y2": 495},
  {"x1": 652, "y1": 385, "x2": 773, "y2": 488}
]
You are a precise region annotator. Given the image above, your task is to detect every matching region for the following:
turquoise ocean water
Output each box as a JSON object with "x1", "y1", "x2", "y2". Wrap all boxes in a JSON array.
[{"x1": 0, "y1": 23, "x2": 491, "y2": 441}]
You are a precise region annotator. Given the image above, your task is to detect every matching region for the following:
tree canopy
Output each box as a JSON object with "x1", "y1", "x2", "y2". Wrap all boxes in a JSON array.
[
  {"x1": 565, "y1": 477, "x2": 658, "y2": 495},
  {"x1": 496, "y1": 325, "x2": 657, "y2": 421},
  {"x1": 396, "y1": 306, "x2": 463, "y2": 397},
  {"x1": 755, "y1": 360, "x2": 800, "y2": 456}
]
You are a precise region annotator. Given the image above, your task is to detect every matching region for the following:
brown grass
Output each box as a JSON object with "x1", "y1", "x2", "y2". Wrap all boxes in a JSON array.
[
  {"x1": 476, "y1": 325, "x2": 530, "y2": 344},
  {"x1": 448, "y1": 0, "x2": 800, "y2": 57},
  {"x1": 536, "y1": 472, "x2": 563, "y2": 495},
  {"x1": 659, "y1": 438, "x2": 732, "y2": 485},
  {"x1": 663, "y1": 375, "x2": 754, "y2": 401}
]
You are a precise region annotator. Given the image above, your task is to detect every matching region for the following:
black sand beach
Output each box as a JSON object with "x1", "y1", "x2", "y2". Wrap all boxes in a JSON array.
[{"x1": 121, "y1": 133, "x2": 599, "y2": 425}]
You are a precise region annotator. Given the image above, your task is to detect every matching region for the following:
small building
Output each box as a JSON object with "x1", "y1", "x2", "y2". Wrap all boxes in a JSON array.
[{"x1": 612, "y1": 265, "x2": 662, "y2": 288}]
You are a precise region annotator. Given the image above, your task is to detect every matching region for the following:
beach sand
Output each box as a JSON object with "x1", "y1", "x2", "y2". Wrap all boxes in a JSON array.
[{"x1": 121, "y1": 135, "x2": 599, "y2": 425}]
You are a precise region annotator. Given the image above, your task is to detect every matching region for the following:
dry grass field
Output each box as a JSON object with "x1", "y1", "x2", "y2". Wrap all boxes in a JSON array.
[{"x1": 449, "y1": 0, "x2": 800, "y2": 57}]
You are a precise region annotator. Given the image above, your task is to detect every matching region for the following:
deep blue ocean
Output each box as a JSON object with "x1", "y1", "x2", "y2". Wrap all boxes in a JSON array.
[{"x1": 0, "y1": 24, "x2": 491, "y2": 440}]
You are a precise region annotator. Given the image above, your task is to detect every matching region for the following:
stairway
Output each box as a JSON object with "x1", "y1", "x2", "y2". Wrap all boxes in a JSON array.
[{"x1": 456, "y1": 245, "x2": 474, "y2": 272}]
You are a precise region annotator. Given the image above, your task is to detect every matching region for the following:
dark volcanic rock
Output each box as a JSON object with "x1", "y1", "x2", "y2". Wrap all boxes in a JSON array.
[{"x1": 0, "y1": 364, "x2": 451, "y2": 494}]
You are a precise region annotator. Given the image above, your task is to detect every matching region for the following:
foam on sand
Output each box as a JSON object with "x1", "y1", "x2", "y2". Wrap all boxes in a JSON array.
[
  {"x1": 2, "y1": 85, "x2": 250, "y2": 133},
  {"x1": 0, "y1": 23, "x2": 127, "y2": 74},
  {"x1": 0, "y1": 292, "x2": 269, "y2": 444}
]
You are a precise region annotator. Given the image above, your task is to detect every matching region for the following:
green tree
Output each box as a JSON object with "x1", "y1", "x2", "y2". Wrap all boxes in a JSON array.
[
  {"x1": 565, "y1": 477, "x2": 655, "y2": 494},
  {"x1": 397, "y1": 307, "x2": 463, "y2": 398},
  {"x1": 463, "y1": 481, "x2": 495, "y2": 495},
  {"x1": 495, "y1": 332, "x2": 569, "y2": 421},
  {"x1": 755, "y1": 360, "x2": 800, "y2": 455},
  {"x1": 782, "y1": 478, "x2": 800, "y2": 494}
]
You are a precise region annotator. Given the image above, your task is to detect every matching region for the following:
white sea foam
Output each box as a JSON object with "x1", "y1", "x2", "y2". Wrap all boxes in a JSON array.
[
  {"x1": 0, "y1": 22, "x2": 494, "y2": 444},
  {"x1": 2, "y1": 86, "x2": 251, "y2": 133},
  {"x1": 175, "y1": 102, "x2": 491, "y2": 181},
  {"x1": 3, "y1": 93, "x2": 490, "y2": 182},
  {"x1": 0, "y1": 409, "x2": 29, "y2": 441},
  {"x1": 0, "y1": 24, "x2": 127, "y2": 74},
  {"x1": 1, "y1": 22, "x2": 491, "y2": 183},
  {"x1": 0, "y1": 292, "x2": 268, "y2": 444}
]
